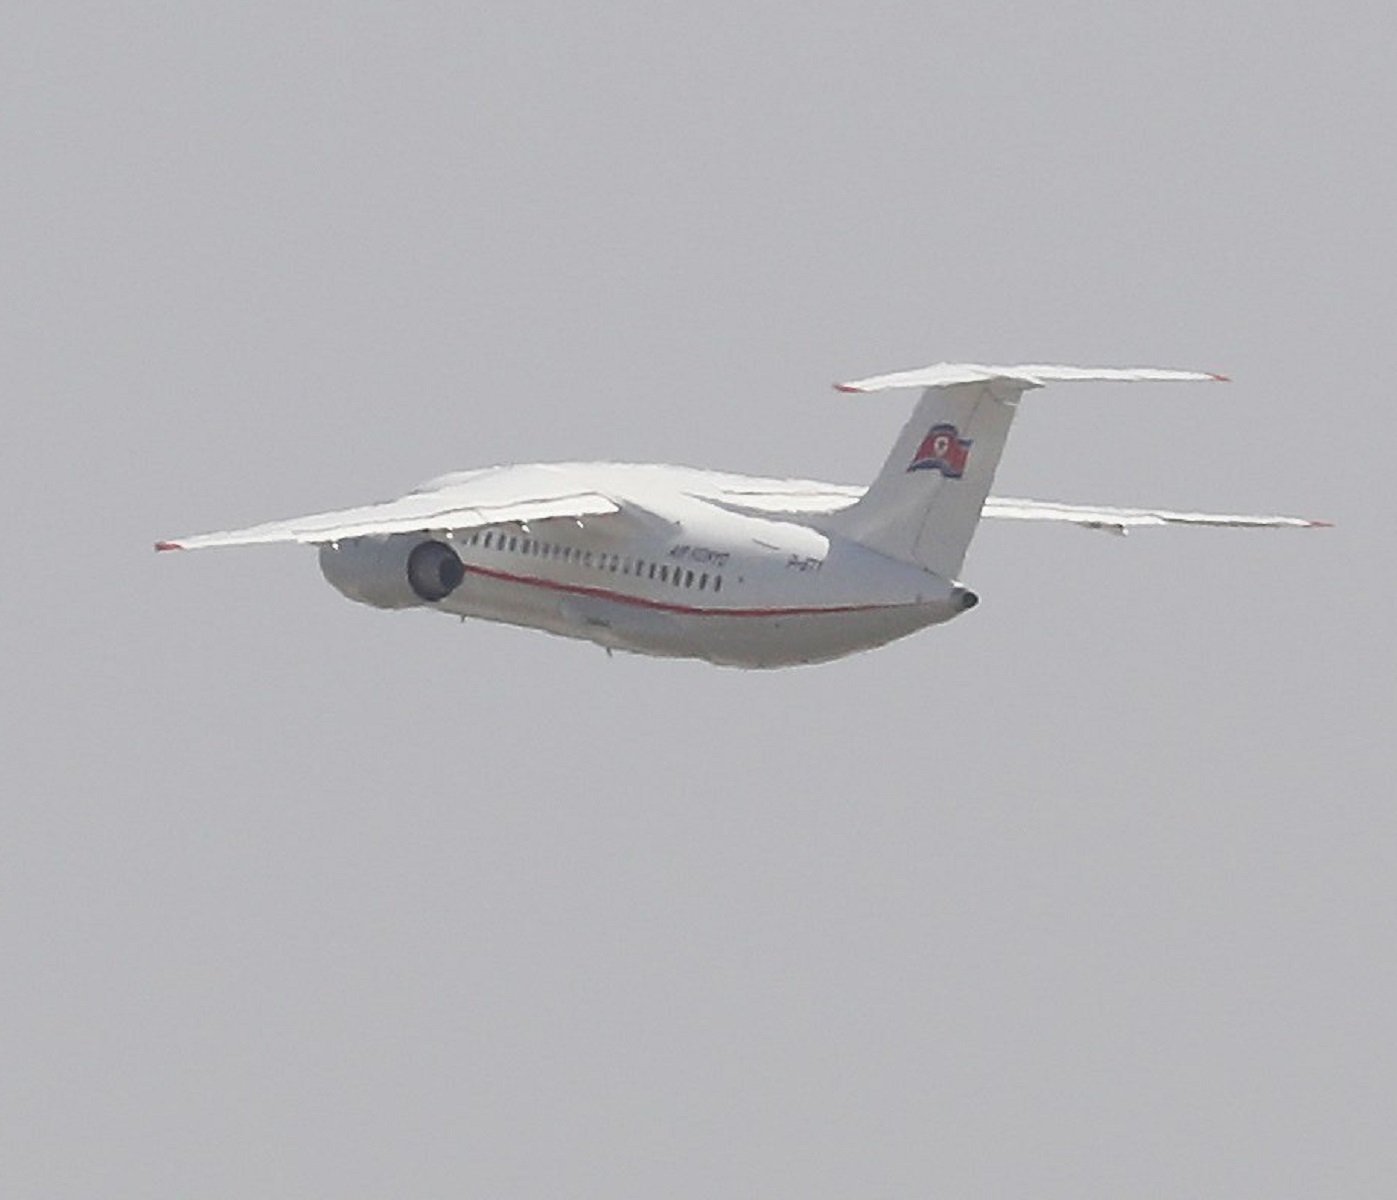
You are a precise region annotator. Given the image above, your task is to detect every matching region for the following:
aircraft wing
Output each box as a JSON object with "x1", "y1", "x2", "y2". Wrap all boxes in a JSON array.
[
  {"x1": 156, "y1": 473, "x2": 622, "y2": 551},
  {"x1": 982, "y1": 496, "x2": 1330, "y2": 535},
  {"x1": 693, "y1": 479, "x2": 1327, "y2": 535},
  {"x1": 697, "y1": 477, "x2": 865, "y2": 516}
]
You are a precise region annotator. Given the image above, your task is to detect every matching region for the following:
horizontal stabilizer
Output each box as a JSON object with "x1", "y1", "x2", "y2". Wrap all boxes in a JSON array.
[
  {"x1": 823, "y1": 360, "x2": 1234, "y2": 577},
  {"x1": 836, "y1": 362, "x2": 1227, "y2": 393}
]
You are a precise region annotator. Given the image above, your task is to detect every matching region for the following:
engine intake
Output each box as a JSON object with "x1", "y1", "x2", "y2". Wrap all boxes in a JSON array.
[
  {"x1": 318, "y1": 536, "x2": 465, "y2": 610},
  {"x1": 407, "y1": 540, "x2": 466, "y2": 601}
]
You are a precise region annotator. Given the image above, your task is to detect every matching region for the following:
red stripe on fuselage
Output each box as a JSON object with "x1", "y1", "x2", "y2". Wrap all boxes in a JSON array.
[{"x1": 459, "y1": 560, "x2": 913, "y2": 618}]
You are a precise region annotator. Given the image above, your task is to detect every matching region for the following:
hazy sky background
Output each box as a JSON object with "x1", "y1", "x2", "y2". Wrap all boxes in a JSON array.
[{"x1": 3, "y1": 3, "x2": 1393, "y2": 1196}]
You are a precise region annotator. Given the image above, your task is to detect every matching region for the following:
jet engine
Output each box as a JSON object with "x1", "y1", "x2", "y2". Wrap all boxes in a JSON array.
[{"x1": 318, "y1": 536, "x2": 465, "y2": 609}]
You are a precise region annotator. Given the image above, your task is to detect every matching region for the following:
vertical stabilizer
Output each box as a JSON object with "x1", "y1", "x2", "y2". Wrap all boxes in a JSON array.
[{"x1": 822, "y1": 363, "x2": 1226, "y2": 579}]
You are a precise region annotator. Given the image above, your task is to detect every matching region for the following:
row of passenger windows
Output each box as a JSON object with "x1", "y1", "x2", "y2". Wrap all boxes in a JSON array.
[{"x1": 461, "y1": 529, "x2": 724, "y2": 593}]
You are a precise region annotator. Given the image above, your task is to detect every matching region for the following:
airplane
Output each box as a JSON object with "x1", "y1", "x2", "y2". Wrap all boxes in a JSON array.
[{"x1": 156, "y1": 362, "x2": 1327, "y2": 668}]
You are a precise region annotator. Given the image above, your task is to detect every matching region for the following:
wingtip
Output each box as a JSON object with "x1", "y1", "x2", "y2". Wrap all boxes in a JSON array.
[
  {"x1": 1306, "y1": 519, "x2": 1334, "y2": 528},
  {"x1": 833, "y1": 382, "x2": 865, "y2": 393},
  {"x1": 1210, "y1": 373, "x2": 1232, "y2": 382},
  {"x1": 154, "y1": 540, "x2": 184, "y2": 552}
]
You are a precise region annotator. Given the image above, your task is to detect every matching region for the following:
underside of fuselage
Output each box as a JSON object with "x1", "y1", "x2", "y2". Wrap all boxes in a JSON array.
[{"x1": 435, "y1": 567, "x2": 957, "y2": 667}]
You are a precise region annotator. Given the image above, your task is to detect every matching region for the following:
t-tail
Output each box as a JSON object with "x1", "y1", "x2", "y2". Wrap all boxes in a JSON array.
[{"x1": 821, "y1": 362, "x2": 1227, "y2": 579}]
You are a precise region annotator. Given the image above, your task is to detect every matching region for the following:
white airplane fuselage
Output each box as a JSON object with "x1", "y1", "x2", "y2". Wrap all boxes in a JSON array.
[
  {"x1": 160, "y1": 363, "x2": 1318, "y2": 669},
  {"x1": 317, "y1": 465, "x2": 973, "y2": 668}
]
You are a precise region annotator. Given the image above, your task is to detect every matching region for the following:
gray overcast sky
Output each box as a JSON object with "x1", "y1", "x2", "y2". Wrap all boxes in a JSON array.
[{"x1": 3, "y1": 3, "x2": 1392, "y2": 1196}]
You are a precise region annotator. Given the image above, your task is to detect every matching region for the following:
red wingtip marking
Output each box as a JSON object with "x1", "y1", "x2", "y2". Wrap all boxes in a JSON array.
[
  {"x1": 154, "y1": 540, "x2": 184, "y2": 552},
  {"x1": 1307, "y1": 519, "x2": 1334, "y2": 528},
  {"x1": 834, "y1": 383, "x2": 862, "y2": 393},
  {"x1": 1210, "y1": 373, "x2": 1231, "y2": 382}
]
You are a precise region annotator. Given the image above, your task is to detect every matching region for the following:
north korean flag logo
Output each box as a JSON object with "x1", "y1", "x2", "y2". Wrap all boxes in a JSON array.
[{"x1": 908, "y1": 423, "x2": 972, "y2": 477}]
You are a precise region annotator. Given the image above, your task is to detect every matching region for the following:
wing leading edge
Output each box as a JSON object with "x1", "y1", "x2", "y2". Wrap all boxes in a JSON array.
[
  {"x1": 693, "y1": 480, "x2": 1327, "y2": 533},
  {"x1": 156, "y1": 488, "x2": 621, "y2": 552},
  {"x1": 982, "y1": 497, "x2": 1330, "y2": 534},
  {"x1": 158, "y1": 467, "x2": 1329, "y2": 552}
]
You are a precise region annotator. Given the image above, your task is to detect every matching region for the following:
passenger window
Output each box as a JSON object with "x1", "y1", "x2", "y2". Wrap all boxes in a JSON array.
[
  {"x1": 699, "y1": 572, "x2": 708, "y2": 590},
  {"x1": 659, "y1": 565, "x2": 669, "y2": 583},
  {"x1": 714, "y1": 575, "x2": 723, "y2": 592},
  {"x1": 685, "y1": 570, "x2": 694, "y2": 588}
]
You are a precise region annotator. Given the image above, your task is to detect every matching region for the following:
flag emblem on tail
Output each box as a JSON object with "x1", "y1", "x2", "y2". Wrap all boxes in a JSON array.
[{"x1": 908, "y1": 424, "x2": 972, "y2": 477}]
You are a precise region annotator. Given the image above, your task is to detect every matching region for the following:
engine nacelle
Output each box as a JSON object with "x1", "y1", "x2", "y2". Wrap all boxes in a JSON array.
[{"x1": 318, "y1": 536, "x2": 465, "y2": 610}]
